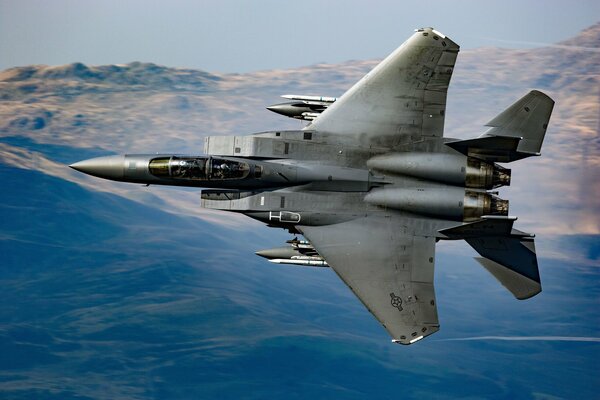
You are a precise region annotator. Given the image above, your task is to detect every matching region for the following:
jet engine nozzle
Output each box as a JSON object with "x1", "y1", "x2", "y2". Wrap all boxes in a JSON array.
[
  {"x1": 491, "y1": 196, "x2": 509, "y2": 215},
  {"x1": 465, "y1": 158, "x2": 511, "y2": 189},
  {"x1": 492, "y1": 167, "x2": 511, "y2": 187},
  {"x1": 463, "y1": 191, "x2": 509, "y2": 221}
]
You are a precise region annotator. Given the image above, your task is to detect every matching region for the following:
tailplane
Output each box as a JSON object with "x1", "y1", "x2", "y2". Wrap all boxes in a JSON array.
[
  {"x1": 475, "y1": 256, "x2": 541, "y2": 300},
  {"x1": 440, "y1": 216, "x2": 542, "y2": 300},
  {"x1": 467, "y1": 235, "x2": 541, "y2": 300}
]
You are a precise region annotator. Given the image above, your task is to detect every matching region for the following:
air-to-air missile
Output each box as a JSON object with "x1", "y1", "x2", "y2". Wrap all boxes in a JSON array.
[
  {"x1": 255, "y1": 238, "x2": 328, "y2": 267},
  {"x1": 266, "y1": 94, "x2": 336, "y2": 121}
]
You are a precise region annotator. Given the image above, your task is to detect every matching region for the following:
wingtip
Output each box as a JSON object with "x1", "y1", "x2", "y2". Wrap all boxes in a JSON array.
[
  {"x1": 392, "y1": 335, "x2": 425, "y2": 345},
  {"x1": 529, "y1": 89, "x2": 555, "y2": 103}
]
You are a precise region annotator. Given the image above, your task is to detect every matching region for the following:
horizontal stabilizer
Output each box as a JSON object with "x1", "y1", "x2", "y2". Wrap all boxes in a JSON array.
[
  {"x1": 445, "y1": 136, "x2": 525, "y2": 163},
  {"x1": 475, "y1": 257, "x2": 541, "y2": 300},
  {"x1": 466, "y1": 235, "x2": 541, "y2": 299},
  {"x1": 439, "y1": 216, "x2": 521, "y2": 239}
]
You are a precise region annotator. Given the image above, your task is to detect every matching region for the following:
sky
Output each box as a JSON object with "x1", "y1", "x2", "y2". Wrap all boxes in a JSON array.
[{"x1": 1, "y1": 0, "x2": 599, "y2": 73}]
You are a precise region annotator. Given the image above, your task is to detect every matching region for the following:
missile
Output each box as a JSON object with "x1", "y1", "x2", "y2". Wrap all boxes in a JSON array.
[
  {"x1": 267, "y1": 258, "x2": 328, "y2": 267},
  {"x1": 266, "y1": 94, "x2": 337, "y2": 120},
  {"x1": 266, "y1": 102, "x2": 327, "y2": 120},
  {"x1": 280, "y1": 94, "x2": 337, "y2": 103},
  {"x1": 267, "y1": 102, "x2": 310, "y2": 119},
  {"x1": 255, "y1": 240, "x2": 328, "y2": 267}
]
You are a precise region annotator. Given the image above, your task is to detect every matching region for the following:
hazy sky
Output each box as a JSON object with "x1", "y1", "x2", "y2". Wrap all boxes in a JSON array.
[{"x1": 1, "y1": 0, "x2": 599, "y2": 73}]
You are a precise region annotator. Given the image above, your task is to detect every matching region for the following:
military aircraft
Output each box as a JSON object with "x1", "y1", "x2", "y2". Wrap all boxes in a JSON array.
[{"x1": 70, "y1": 27, "x2": 554, "y2": 345}]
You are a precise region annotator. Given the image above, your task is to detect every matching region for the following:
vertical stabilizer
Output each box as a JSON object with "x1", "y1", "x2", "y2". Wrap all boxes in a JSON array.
[{"x1": 482, "y1": 90, "x2": 555, "y2": 155}]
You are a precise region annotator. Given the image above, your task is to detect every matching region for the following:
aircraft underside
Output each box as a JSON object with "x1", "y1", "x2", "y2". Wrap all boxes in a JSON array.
[{"x1": 70, "y1": 27, "x2": 554, "y2": 345}]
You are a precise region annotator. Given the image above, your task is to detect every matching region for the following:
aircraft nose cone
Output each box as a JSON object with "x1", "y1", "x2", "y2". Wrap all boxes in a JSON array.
[{"x1": 69, "y1": 155, "x2": 125, "y2": 180}]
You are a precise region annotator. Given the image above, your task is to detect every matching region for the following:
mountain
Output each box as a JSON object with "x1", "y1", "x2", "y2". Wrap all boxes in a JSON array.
[{"x1": 0, "y1": 24, "x2": 599, "y2": 399}]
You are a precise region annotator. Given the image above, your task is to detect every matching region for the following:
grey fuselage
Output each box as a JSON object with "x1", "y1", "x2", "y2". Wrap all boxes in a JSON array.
[{"x1": 70, "y1": 130, "x2": 510, "y2": 231}]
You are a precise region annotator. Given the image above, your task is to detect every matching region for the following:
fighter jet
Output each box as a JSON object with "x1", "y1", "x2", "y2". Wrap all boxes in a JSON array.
[{"x1": 70, "y1": 27, "x2": 554, "y2": 345}]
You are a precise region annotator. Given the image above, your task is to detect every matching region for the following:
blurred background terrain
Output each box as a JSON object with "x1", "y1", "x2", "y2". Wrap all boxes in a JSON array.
[{"x1": 0, "y1": 17, "x2": 598, "y2": 400}]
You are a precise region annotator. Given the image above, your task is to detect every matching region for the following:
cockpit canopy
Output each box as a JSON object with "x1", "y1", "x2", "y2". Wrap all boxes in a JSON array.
[{"x1": 149, "y1": 156, "x2": 250, "y2": 181}]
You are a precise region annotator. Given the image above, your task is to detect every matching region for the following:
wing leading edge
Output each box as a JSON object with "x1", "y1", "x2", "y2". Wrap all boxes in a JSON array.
[
  {"x1": 300, "y1": 215, "x2": 439, "y2": 344},
  {"x1": 306, "y1": 28, "x2": 459, "y2": 148}
]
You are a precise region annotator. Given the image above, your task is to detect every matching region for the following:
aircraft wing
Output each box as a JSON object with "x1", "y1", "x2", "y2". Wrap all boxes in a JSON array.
[
  {"x1": 306, "y1": 28, "x2": 459, "y2": 148},
  {"x1": 299, "y1": 214, "x2": 439, "y2": 344}
]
